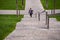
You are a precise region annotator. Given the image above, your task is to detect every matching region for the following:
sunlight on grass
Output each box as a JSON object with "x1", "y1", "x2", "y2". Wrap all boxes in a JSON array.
[
  {"x1": 0, "y1": 0, "x2": 25, "y2": 10},
  {"x1": 41, "y1": 0, "x2": 60, "y2": 9},
  {"x1": 0, "y1": 14, "x2": 24, "y2": 40},
  {"x1": 49, "y1": 14, "x2": 60, "y2": 21}
]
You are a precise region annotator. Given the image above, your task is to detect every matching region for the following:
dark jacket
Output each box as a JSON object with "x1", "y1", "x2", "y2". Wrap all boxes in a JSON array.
[{"x1": 29, "y1": 9, "x2": 33, "y2": 14}]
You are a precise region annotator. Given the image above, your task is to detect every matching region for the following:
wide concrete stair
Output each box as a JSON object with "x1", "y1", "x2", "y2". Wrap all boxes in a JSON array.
[
  {"x1": 5, "y1": 14, "x2": 60, "y2": 40},
  {"x1": 5, "y1": 28, "x2": 60, "y2": 40},
  {"x1": 49, "y1": 18, "x2": 60, "y2": 29},
  {"x1": 4, "y1": 13, "x2": 60, "y2": 40},
  {"x1": 4, "y1": 13, "x2": 48, "y2": 40},
  {"x1": 4, "y1": 0, "x2": 60, "y2": 39},
  {"x1": 16, "y1": 14, "x2": 47, "y2": 29}
]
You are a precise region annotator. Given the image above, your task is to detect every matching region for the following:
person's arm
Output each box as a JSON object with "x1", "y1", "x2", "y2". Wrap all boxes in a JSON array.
[{"x1": 32, "y1": 10, "x2": 33, "y2": 14}]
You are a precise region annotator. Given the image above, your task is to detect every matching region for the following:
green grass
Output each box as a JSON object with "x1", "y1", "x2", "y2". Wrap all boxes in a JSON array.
[
  {"x1": 0, "y1": 14, "x2": 24, "y2": 40},
  {"x1": 0, "y1": 0, "x2": 25, "y2": 10},
  {"x1": 49, "y1": 14, "x2": 60, "y2": 21},
  {"x1": 41, "y1": 0, "x2": 60, "y2": 9}
]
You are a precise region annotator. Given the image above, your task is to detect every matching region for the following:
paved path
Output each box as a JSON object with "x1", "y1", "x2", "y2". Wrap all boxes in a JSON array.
[{"x1": 4, "y1": 0, "x2": 60, "y2": 40}]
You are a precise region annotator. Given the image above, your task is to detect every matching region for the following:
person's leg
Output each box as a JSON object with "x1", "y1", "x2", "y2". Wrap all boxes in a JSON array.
[
  {"x1": 31, "y1": 14, "x2": 32, "y2": 17},
  {"x1": 30, "y1": 14, "x2": 32, "y2": 17},
  {"x1": 30, "y1": 14, "x2": 31, "y2": 17}
]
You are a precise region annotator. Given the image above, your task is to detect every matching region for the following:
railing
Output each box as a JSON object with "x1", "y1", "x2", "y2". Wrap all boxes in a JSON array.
[
  {"x1": 46, "y1": 11, "x2": 49, "y2": 29},
  {"x1": 37, "y1": 10, "x2": 45, "y2": 21},
  {"x1": 38, "y1": 12, "x2": 40, "y2": 21},
  {"x1": 36, "y1": 10, "x2": 49, "y2": 29}
]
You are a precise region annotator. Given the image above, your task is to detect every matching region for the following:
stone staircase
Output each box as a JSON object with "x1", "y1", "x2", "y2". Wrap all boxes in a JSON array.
[
  {"x1": 4, "y1": 0, "x2": 60, "y2": 40},
  {"x1": 16, "y1": 14, "x2": 47, "y2": 29},
  {"x1": 4, "y1": 12, "x2": 60, "y2": 40},
  {"x1": 4, "y1": 13, "x2": 60, "y2": 40}
]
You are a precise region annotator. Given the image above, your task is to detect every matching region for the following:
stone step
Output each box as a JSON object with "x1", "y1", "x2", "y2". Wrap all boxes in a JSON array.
[
  {"x1": 20, "y1": 21, "x2": 46, "y2": 25},
  {"x1": 16, "y1": 25, "x2": 47, "y2": 30},
  {"x1": 22, "y1": 18, "x2": 46, "y2": 22},
  {"x1": 49, "y1": 22, "x2": 60, "y2": 29},
  {"x1": 6, "y1": 29, "x2": 60, "y2": 40},
  {"x1": 5, "y1": 37, "x2": 48, "y2": 40},
  {"x1": 49, "y1": 18, "x2": 57, "y2": 22},
  {"x1": 16, "y1": 21, "x2": 46, "y2": 26},
  {"x1": 5, "y1": 29, "x2": 48, "y2": 40},
  {"x1": 23, "y1": 14, "x2": 46, "y2": 21},
  {"x1": 24, "y1": 14, "x2": 46, "y2": 18},
  {"x1": 16, "y1": 25, "x2": 47, "y2": 29},
  {"x1": 24, "y1": 15, "x2": 36, "y2": 18},
  {"x1": 5, "y1": 29, "x2": 60, "y2": 40},
  {"x1": 16, "y1": 22, "x2": 47, "y2": 30},
  {"x1": 22, "y1": 18, "x2": 38, "y2": 21}
]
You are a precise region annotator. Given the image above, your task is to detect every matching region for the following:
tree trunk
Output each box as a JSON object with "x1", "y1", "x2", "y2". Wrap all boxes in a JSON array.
[
  {"x1": 19, "y1": 10, "x2": 20, "y2": 15},
  {"x1": 16, "y1": 0, "x2": 18, "y2": 17},
  {"x1": 46, "y1": 0, "x2": 48, "y2": 9},
  {"x1": 46, "y1": 0, "x2": 48, "y2": 24},
  {"x1": 22, "y1": 0, "x2": 23, "y2": 5},
  {"x1": 54, "y1": 0, "x2": 55, "y2": 14},
  {"x1": 22, "y1": 0, "x2": 24, "y2": 9},
  {"x1": 46, "y1": 0, "x2": 49, "y2": 29}
]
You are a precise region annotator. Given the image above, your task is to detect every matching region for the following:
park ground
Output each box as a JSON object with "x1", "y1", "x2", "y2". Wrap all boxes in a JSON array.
[
  {"x1": 41, "y1": 0, "x2": 60, "y2": 9},
  {"x1": 0, "y1": 0, "x2": 25, "y2": 10},
  {"x1": 0, "y1": 0, "x2": 60, "y2": 40},
  {"x1": 0, "y1": 15, "x2": 24, "y2": 40}
]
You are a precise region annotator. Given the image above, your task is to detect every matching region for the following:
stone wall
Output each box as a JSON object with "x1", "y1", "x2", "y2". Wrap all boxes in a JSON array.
[{"x1": 47, "y1": 9, "x2": 60, "y2": 14}]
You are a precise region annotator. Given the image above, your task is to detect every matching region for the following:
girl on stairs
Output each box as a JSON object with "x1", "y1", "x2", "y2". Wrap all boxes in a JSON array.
[{"x1": 28, "y1": 8, "x2": 33, "y2": 17}]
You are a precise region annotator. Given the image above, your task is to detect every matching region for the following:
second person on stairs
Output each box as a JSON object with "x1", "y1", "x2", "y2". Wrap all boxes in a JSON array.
[{"x1": 28, "y1": 8, "x2": 33, "y2": 17}]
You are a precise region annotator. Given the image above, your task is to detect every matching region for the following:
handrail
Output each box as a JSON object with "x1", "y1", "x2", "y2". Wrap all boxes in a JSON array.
[
  {"x1": 38, "y1": 12, "x2": 40, "y2": 21},
  {"x1": 36, "y1": 10, "x2": 49, "y2": 29},
  {"x1": 40, "y1": 10, "x2": 46, "y2": 13}
]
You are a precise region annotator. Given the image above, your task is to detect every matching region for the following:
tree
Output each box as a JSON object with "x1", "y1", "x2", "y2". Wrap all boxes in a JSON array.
[
  {"x1": 46, "y1": 0, "x2": 48, "y2": 9},
  {"x1": 22, "y1": 0, "x2": 24, "y2": 9},
  {"x1": 54, "y1": 0, "x2": 56, "y2": 14},
  {"x1": 22, "y1": 0, "x2": 24, "y2": 5},
  {"x1": 16, "y1": 0, "x2": 19, "y2": 17},
  {"x1": 51, "y1": 0, "x2": 56, "y2": 14},
  {"x1": 46, "y1": 0, "x2": 49, "y2": 29},
  {"x1": 46, "y1": 0, "x2": 48, "y2": 24}
]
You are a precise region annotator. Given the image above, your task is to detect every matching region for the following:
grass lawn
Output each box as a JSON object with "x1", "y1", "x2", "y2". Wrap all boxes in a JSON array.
[
  {"x1": 0, "y1": 14, "x2": 24, "y2": 40},
  {"x1": 41, "y1": 0, "x2": 60, "y2": 9},
  {"x1": 49, "y1": 14, "x2": 60, "y2": 21},
  {"x1": 0, "y1": 0, "x2": 25, "y2": 10}
]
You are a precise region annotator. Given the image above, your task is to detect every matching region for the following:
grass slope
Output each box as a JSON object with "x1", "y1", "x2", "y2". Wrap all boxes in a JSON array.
[
  {"x1": 0, "y1": 15, "x2": 24, "y2": 40},
  {"x1": 49, "y1": 14, "x2": 60, "y2": 21},
  {"x1": 41, "y1": 0, "x2": 60, "y2": 9},
  {"x1": 0, "y1": 0, "x2": 25, "y2": 10}
]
